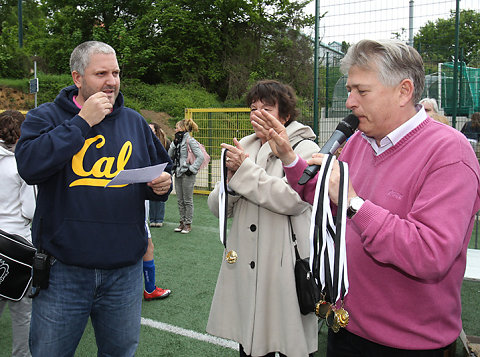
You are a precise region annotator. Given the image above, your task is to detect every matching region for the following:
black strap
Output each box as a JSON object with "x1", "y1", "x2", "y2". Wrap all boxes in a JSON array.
[
  {"x1": 288, "y1": 216, "x2": 301, "y2": 261},
  {"x1": 292, "y1": 138, "x2": 311, "y2": 151},
  {"x1": 288, "y1": 138, "x2": 313, "y2": 260}
]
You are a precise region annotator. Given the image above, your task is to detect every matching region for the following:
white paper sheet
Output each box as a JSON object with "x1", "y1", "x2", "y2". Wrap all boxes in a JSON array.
[{"x1": 105, "y1": 163, "x2": 167, "y2": 187}]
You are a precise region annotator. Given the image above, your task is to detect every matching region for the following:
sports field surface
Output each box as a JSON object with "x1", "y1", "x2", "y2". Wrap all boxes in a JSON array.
[{"x1": 1, "y1": 194, "x2": 479, "y2": 356}]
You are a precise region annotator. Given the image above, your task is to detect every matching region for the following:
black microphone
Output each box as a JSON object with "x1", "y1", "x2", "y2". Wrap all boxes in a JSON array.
[{"x1": 298, "y1": 114, "x2": 359, "y2": 185}]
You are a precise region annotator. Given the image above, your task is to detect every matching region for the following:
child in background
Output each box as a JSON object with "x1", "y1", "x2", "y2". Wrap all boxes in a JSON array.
[
  {"x1": 149, "y1": 123, "x2": 171, "y2": 227},
  {"x1": 143, "y1": 196, "x2": 171, "y2": 300},
  {"x1": 143, "y1": 123, "x2": 172, "y2": 300}
]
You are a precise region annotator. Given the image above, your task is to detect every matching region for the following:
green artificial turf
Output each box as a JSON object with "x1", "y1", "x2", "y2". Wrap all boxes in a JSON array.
[{"x1": 1, "y1": 194, "x2": 479, "y2": 356}]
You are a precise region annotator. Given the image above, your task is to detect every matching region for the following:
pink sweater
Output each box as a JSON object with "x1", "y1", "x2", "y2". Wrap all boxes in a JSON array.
[{"x1": 285, "y1": 117, "x2": 480, "y2": 349}]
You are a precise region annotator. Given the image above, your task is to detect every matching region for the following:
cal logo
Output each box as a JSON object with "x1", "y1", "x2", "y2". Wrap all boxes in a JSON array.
[{"x1": 70, "y1": 135, "x2": 132, "y2": 187}]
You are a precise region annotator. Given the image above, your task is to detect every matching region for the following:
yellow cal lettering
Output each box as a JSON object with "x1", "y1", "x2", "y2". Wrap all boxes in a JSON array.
[
  {"x1": 70, "y1": 136, "x2": 133, "y2": 187},
  {"x1": 71, "y1": 135, "x2": 105, "y2": 176},
  {"x1": 114, "y1": 141, "x2": 132, "y2": 175},
  {"x1": 91, "y1": 157, "x2": 116, "y2": 178}
]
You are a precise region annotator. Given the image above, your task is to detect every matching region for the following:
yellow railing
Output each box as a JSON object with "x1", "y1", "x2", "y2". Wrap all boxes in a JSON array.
[{"x1": 0, "y1": 109, "x2": 29, "y2": 115}]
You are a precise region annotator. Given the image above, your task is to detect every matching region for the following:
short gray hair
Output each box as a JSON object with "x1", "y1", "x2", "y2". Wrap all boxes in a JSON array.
[
  {"x1": 340, "y1": 39, "x2": 425, "y2": 104},
  {"x1": 70, "y1": 41, "x2": 116, "y2": 75},
  {"x1": 419, "y1": 98, "x2": 439, "y2": 113}
]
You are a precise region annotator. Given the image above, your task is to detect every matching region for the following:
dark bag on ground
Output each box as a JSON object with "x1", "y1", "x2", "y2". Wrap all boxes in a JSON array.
[
  {"x1": 0, "y1": 228, "x2": 36, "y2": 301},
  {"x1": 295, "y1": 256, "x2": 320, "y2": 315}
]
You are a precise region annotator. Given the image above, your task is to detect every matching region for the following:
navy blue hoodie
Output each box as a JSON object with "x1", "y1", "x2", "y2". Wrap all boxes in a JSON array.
[{"x1": 15, "y1": 85, "x2": 172, "y2": 268}]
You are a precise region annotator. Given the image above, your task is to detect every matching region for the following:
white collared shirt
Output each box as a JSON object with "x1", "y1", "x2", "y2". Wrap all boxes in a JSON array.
[{"x1": 362, "y1": 104, "x2": 427, "y2": 155}]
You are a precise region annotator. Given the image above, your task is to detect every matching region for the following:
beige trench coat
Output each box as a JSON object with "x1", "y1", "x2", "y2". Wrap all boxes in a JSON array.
[{"x1": 207, "y1": 121, "x2": 319, "y2": 357}]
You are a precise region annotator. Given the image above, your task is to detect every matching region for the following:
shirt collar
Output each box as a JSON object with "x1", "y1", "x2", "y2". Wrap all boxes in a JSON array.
[
  {"x1": 362, "y1": 104, "x2": 427, "y2": 154},
  {"x1": 72, "y1": 95, "x2": 83, "y2": 109}
]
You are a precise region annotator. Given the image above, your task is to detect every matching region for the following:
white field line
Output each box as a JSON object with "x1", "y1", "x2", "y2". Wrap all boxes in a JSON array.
[{"x1": 140, "y1": 317, "x2": 237, "y2": 350}]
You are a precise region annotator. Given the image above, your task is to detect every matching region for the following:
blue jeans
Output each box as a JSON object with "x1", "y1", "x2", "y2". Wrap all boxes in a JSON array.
[
  {"x1": 30, "y1": 259, "x2": 143, "y2": 357},
  {"x1": 149, "y1": 200, "x2": 165, "y2": 223}
]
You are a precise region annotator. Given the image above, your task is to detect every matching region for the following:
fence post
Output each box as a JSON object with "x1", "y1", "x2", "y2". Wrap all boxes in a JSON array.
[
  {"x1": 208, "y1": 112, "x2": 212, "y2": 191},
  {"x1": 451, "y1": 0, "x2": 460, "y2": 128}
]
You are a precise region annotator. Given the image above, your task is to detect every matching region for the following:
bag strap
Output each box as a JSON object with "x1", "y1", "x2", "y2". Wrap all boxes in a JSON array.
[
  {"x1": 292, "y1": 138, "x2": 311, "y2": 152},
  {"x1": 287, "y1": 139, "x2": 312, "y2": 260},
  {"x1": 288, "y1": 216, "x2": 301, "y2": 261}
]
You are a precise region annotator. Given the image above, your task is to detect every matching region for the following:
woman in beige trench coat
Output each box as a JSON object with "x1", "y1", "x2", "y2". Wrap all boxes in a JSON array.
[{"x1": 207, "y1": 80, "x2": 319, "y2": 357}]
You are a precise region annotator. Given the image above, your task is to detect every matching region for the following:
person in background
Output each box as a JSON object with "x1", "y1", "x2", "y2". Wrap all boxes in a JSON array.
[
  {"x1": 207, "y1": 80, "x2": 319, "y2": 357},
  {"x1": 419, "y1": 97, "x2": 439, "y2": 115},
  {"x1": 461, "y1": 112, "x2": 480, "y2": 152},
  {"x1": 168, "y1": 118, "x2": 204, "y2": 234},
  {"x1": 419, "y1": 98, "x2": 449, "y2": 125},
  {"x1": 15, "y1": 41, "x2": 172, "y2": 357},
  {"x1": 0, "y1": 110, "x2": 36, "y2": 357},
  {"x1": 252, "y1": 40, "x2": 480, "y2": 357},
  {"x1": 149, "y1": 123, "x2": 171, "y2": 227},
  {"x1": 142, "y1": 204, "x2": 171, "y2": 301},
  {"x1": 142, "y1": 123, "x2": 171, "y2": 300}
]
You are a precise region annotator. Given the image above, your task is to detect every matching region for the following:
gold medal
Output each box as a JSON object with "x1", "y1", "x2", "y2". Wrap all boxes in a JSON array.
[
  {"x1": 315, "y1": 300, "x2": 331, "y2": 319},
  {"x1": 225, "y1": 250, "x2": 238, "y2": 264},
  {"x1": 331, "y1": 316, "x2": 341, "y2": 333},
  {"x1": 326, "y1": 306, "x2": 341, "y2": 333},
  {"x1": 325, "y1": 307, "x2": 335, "y2": 328},
  {"x1": 336, "y1": 306, "x2": 349, "y2": 328}
]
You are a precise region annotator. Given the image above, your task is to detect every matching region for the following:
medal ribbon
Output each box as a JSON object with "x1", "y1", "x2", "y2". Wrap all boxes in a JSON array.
[
  {"x1": 219, "y1": 148, "x2": 228, "y2": 247},
  {"x1": 309, "y1": 155, "x2": 349, "y2": 305}
]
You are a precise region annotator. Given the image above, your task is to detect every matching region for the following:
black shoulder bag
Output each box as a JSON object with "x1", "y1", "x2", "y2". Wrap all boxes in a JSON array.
[
  {"x1": 289, "y1": 217, "x2": 320, "y2": 315},
  {"x1": 0, "y1": 229, "x2": 36, "y2": 301}
]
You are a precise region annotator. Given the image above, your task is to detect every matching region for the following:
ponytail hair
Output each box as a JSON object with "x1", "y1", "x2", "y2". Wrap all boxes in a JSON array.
[
  {"x1": 0, "y1": 110, "x2": 25, "y2": 145},
  {"x1": 177, "y1": 118, "x2": 199, "y2": 133}
]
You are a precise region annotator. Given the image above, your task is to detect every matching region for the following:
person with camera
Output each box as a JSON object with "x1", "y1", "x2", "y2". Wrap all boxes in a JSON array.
[
  {"x1": 15, "y1": 41, "x2": 172, "y2": 357},
  {"x1": 168, "y1": 118, "x2": 204, "y2": 234}
]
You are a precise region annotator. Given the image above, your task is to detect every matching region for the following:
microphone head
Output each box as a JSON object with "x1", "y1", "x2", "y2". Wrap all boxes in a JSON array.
[{"x1": 336, "y1": 114, "x2": 359, "y2": 138}]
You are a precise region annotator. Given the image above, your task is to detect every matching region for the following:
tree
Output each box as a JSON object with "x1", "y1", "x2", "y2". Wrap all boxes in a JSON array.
[
  {"x1": 3, "y1": 0, "x2": 316, "y2": 100},
  {"x1": 0, "y1": 0, "x2": 45, "y2": 78},
  {"x1": 414, "y1": 9, "x2": 480, "y2": 67},
  {"x1": 251, "y1": 28, "x2": 314, "y2": 99}
]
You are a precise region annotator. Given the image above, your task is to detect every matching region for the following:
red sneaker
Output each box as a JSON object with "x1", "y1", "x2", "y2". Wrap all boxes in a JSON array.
[{"x1": 143, "y1": 287, "x2": 171, "y2": 301}]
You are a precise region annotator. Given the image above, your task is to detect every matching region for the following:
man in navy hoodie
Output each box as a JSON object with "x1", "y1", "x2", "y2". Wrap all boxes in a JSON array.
[{"x1": 15, "y1": 41, "x2": 172, "y2": 357}]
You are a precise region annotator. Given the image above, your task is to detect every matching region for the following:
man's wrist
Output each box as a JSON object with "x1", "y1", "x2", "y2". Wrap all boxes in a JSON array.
[{"x1": 347, "y1": 196, "x2": 365, "y2": 218}]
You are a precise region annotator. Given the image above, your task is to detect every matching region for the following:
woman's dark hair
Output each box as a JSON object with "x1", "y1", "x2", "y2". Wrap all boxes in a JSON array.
[
  {"x1": 0, "y1": 110, "x2": 25, "y2": 145},
  {"x1": 150, "y1": 122, "x2": 168, "y2": 148},
  {"x1": 246, "y1": 80, "x2": 299, "y2": 125},
  {"x1": 471, "y1": 112, "x2": 480, "y2": 129}
]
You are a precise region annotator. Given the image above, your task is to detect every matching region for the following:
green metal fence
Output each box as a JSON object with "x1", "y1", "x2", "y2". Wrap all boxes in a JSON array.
[{"x1": 185, "y1": 108, "x2": 252, "y2": 193}]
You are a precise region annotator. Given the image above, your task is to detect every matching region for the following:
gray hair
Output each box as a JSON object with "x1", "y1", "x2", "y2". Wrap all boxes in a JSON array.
[
  {"x1": 419, "y1": 98, "x2": 439, "y2": 113},
  {"x1": 340, "y1": 39, "x2": 425, "y2": 104},
  {"x1": 70, "y1": 41, "x2": 116, "y2": 75}
]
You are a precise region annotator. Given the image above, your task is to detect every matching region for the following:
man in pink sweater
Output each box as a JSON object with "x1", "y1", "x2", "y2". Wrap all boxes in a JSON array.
[{"x1": 251, "y1": 39, "x2": 480, "y2": 356}]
